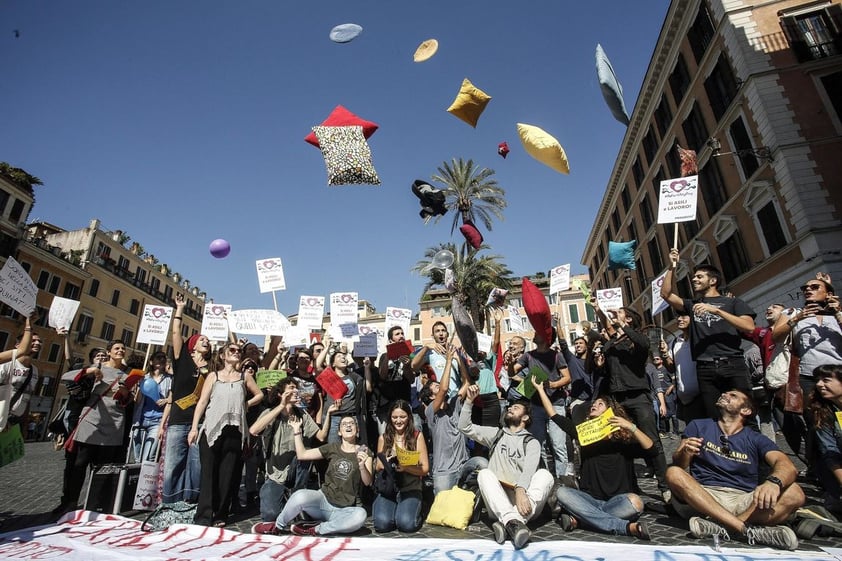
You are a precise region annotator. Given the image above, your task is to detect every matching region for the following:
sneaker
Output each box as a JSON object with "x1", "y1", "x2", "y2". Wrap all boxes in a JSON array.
[
  {"x1": 744, "y1": 525, "x2": 798, "y2": 551},
  {"x1": 689, "y1": 517, "x2": 731, "y2": 541},
  {"x1": 629, "y1": 521, "x2": 651, "y2": 540},
  {"x1": 251, "y1": 521, "x2": 282, "y2": 535},
  {"x1": 290, "y1": 521, "x2": 319, "y2": 536},
  {"x1": 558, "y1": 514, "x2": 578, "y2": 532},
  {"x1": 491, "y1": 521, "x2": 506, "y2": 544},
  {"x1": 505, "y1": 520, "x2": 531, "y2": 550}
]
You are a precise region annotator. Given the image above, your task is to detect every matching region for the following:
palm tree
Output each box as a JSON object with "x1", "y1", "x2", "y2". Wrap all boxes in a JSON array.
[
  {"x1": 413, "y1": 242, "x2": 514, "y2": 330},
  {"x1": 431, "y1": 158, "x2": 507, "y2": 234}
]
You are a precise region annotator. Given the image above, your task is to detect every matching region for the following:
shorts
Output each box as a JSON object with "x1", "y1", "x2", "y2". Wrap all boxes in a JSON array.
[{"x1": 671, "y1": 485, "x2": 755, "y2": 519}]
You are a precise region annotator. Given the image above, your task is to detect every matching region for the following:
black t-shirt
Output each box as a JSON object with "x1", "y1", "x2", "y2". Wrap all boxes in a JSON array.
[
  {"x1": 375, "y1": 353, "x2": 412, "y2": 411},
  {"x1": 168, "y1": 351, "x2": 206, "y2": 426},
  {"x1": 681, "y1": 296, "x2": 756, "y2": 360}
]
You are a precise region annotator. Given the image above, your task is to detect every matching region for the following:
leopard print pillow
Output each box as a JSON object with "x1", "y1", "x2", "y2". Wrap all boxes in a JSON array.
[{"x1": 312, "y1": 125, "x2": 381, "y2": 186}]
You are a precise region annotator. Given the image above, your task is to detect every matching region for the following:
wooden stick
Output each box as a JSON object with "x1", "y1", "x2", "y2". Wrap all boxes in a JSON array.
[{"x1": 673, "y1": 223, "x2": 680, "y2": 250}]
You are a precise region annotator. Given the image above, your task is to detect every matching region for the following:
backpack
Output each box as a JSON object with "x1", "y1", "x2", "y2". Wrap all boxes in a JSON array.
[
  {"x1": 765, "y1": 334, "x2": 791, "y2": 390},
  {"x1": 487, "y1": 428, "x2": 536, "y2": 462}
]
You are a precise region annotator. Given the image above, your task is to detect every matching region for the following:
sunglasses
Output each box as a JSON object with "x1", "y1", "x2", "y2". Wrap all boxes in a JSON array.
[
  {"x1": 719, "y1": 434, "x2": 731, "y2": 457},
  {"x1": 801, "y1": 283, "x2": 824, "y2": 292}
]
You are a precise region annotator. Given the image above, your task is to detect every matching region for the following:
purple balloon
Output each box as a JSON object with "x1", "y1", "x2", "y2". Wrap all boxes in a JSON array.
[{"x1": 209, "y1": 238, "x2": 230, "y2": 258}]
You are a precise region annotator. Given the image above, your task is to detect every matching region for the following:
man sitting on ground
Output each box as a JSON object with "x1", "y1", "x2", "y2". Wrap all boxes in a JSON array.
[{"x1": 666, "y1": 389, "x2": 805, "y2": 550}]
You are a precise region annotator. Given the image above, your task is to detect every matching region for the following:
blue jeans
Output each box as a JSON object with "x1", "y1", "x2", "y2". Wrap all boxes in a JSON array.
[
  {"x1": 260, "y1": 479, "x2": 291, "y2": 522},
  {"x1": 131, "y1": 422, "x2": 160, "y2": 463},
  {"x1": 277, "y1": 489, "x2": 367, "y2": 535},
  {"x1": 162, "y1": 424, "x2": 201, "y2": 503},
  {"x1": 556, "y1": 486, "x2": 641, "y2": 535},
  {"x1": 373, "y1": 490, "x2": 423, "y2": 532},
  {"x1": 432, "y1": 456, "x2": 489, "y2": 495},
  {"x1": 546, "y1": 403, "x2": 573, "y2": 476}
]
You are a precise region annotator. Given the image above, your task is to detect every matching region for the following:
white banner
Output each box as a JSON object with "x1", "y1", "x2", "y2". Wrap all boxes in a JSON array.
[
  {"x1": 6, "y1": 510, "x2": 833, "y2": 561},
  {"x1": 507, "y1": 305, "x2": 526, "y2": 333},
  {"x1": 0, "y1": 257, "x2": 37, "y2": 316},
  {"x1": 384, "y1": 306, "x2": 412, "y2": 340},
  {"x1": 228, "y1": 309, "x2": 290, "y2": 336},
  {"x1": 201, "y1": 303, "x2": 232, "y2": 342},
  {"x1": 651, "y1": 272, "x2": 670, "y2": 316},
  {"x1": 657, "y1": 175, "x2": 699, "y2": 223},
  {"x1": 255, "y1": 257, "x2": 286, "y2": 293},
  {"x1": 549, "y1": 263, "x2": 571, "y2": 294},
  {"x1": 297, "y1": 295, "x2": 325, "y2": 330},
  {"x1": 284, "y1": 324, "x2": 309, "y2": 346},
  {"x1": 48, "y1": 296, "x2": 80, "y2": 331},
  {"x1": 596, "y1": 287, "x2": 624, "y2": 312},
  {"x1": 330, "y1": 292, "x2": 359, "y2": 339},
  {"x1": 137, "y1": 305, "x2": 174, "y2": 345}
]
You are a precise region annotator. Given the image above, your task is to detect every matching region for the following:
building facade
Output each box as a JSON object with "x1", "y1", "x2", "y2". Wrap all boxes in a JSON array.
[{"x1": 582, "y1": 0, "x2": 842, "y2": 325}]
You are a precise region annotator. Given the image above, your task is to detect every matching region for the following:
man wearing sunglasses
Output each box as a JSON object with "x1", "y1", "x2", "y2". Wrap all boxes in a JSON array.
[{"x1": 666, "y1": 389, "x2": 804, "y2": 550}]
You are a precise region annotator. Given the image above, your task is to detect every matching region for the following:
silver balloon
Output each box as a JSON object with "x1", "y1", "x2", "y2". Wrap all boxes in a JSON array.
[{"x1": 421, "y1": 249, "x2": 455, "y2": 274}]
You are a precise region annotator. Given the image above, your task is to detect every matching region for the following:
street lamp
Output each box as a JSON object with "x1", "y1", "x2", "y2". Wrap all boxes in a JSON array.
[{"x1": 706, "y1": 137, "x2": 773, "y2": 162}]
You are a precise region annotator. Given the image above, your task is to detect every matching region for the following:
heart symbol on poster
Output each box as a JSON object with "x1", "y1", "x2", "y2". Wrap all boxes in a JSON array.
[
  {"x1": 305, "y1": 297, "x2": 320, "y2": 307},
  {"x1": 602, "y1": 290, "x2": 617, "y2": 299},
  {"x1": 359, "y1": 326, "x2": 372, "y2": 335},
  {"x1": 669, "y1": 179, "x2": 688, "y2": 192},
  {"x1": 655, "y1": 278, "x2": 664, "y2": 287},
  {"x1": 211, "y1": 306, "x2": 225, "y2": 316},
  {"x1": 341, "y1": 294, "x2": 353, "y2": 303},
  {"x1": 151, "y1": 307, "x2": 165, "y2": 318},
  {"x1": 262, "y1": 260, "x2": 276, "y2": 270}
]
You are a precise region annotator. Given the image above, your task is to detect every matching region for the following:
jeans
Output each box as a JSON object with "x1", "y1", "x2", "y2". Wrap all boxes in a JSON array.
[
  {"x1": 546, "y1": 403, "x2": 573, "y2": 476},
  {"x1": 696, "y1": 360, "x2": 752, "y2": 420},
  {"x1": 277, "y1": 489, "x2": 367, "y2": 535},
  {"x1": 432, "y1": 456, "x2": 489, "y2": 495},
  {"x1": 616, "y1": 390, "x2": 667, "y2": 490},
  {"x1": 131, "y1": 423, "x2": 160, "y2": 463},
  {"x1": 556, "y1": 486, "x2": 641, "y2": 535},
  {"x1": 162, "y1": 424, "x2": 201, "y2": 503},
  {"x1": 477, "y1": 468, "x2": 554, "y2": 525},
  {"x1": 373, "y1": 490, "x2": 423, "y2": 532},
  {"x1": 259, "y1": 458, "x2": 311, "y2": 521}
]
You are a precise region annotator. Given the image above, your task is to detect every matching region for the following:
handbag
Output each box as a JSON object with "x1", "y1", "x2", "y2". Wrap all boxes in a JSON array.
[
  {"x1": 141, "y1": 501, "x2": 197, "y2": 531},
  {"x1": 374, "y1": 452, "x2": 399, "y2": 500},
  {"x1": 765, "y1": 335, "x2": 791, "y2": 389}
]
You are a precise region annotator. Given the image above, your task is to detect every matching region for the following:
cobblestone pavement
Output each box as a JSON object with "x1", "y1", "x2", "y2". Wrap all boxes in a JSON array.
[{"x1": 2, "y1": 438, "x2": 841, "y2": 552}]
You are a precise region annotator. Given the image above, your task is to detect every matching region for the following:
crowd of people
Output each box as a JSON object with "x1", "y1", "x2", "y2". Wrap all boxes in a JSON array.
[{"x1": 2, "y1": 259, "x2": 842, "y2": 551}]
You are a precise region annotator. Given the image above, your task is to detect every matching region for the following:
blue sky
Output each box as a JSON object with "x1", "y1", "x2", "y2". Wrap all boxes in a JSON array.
[{"x1": 1, "y1": 1, "x2": 669, "y2": 316}]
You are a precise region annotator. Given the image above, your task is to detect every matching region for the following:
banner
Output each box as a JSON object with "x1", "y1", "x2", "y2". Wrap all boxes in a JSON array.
[
  {"x1": 297, "y1": 296, "x2": 325, "y2": 330},
  {"x1": 353, "y1": 326, "x2": 379, "y2": 357},
  {"x1": 136, "y1": 305, "x2": 174, "y2": 345},
  {"x1": 549, "y1": 264, "x2": 571, "y2": 294},
  {"x1": 576, "y1": 407, "x2": 620, "y2": 446},
  {"x1": 596, "y1": 287, "x2": 623, "y2": 312},
  {"x1": 657, "y1": 175, "x2": 699, "y2": 223},
  {"x1": 255, "y1": 257, "x2": 286, "y2": 293},
  {"x1": 0, "y1": 257, "x2": 37, "y2": 316},
  {"x1": 651, "y1": 272, "x2": 670, "y2": 316},
  {"x1": 476, "y1": 332, "x2": 492, "y2": 355},
  {"x1": 330, "y1": 292, "x2": 359, "y2": 339},
  {"x1": 228, "y1": 309, "x2": 290, "y2": 336},
  {"x1": 48, "y1": 296, "x2": 80, "y2": 331},
  {"x1": 384, "y1": 306, "x2": 412, "y2": 339},
  {"x1": 201, "y1": 303, "x2": 231, "y2": 342},
  {"x1": 507, "y1": 305, "x2": 526, "y2": 332}
]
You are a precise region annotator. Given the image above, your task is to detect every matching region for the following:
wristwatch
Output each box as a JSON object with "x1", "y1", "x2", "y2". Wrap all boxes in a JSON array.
[{"x1": 765, "y1": 475, "x2": 784, "y2": 490}]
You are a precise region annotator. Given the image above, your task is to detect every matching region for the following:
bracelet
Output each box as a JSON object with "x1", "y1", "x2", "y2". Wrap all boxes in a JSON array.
[
  {"x1": 293, "y1": 432, "x2": 302, "y2": 436},
  {"x1": 630, "y1": 424, "x2": 638, "y2": 434}
]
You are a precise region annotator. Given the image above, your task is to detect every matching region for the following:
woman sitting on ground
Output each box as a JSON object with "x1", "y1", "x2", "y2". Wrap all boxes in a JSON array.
[{"x1": 809, "y1": 363, "x2": 842, "y2": 515}]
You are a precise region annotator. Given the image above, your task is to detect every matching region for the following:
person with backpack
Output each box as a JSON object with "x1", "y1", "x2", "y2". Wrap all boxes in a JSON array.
[{"x1": 458, "y1": 384, "x2": 554, "y2": 550}]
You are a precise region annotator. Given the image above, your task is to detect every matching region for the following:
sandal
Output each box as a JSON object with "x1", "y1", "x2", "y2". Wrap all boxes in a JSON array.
[{"x1": 213, "y1": 520, "x2": 227, "y2": 528}]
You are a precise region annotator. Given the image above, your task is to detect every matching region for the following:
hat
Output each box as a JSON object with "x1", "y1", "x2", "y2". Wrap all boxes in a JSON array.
[{"x1": 186, "y1": 334, "x2": 201, "y2": 353}]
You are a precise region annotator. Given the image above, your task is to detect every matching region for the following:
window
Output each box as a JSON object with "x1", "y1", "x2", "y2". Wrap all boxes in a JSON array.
[
  {"x1": 95, "y1": 242, "x2": 111, "y2": 260},
  {"x1": 585, "y1": 303, "x2": 596, "y2": 322},
  {"x1": 705, "y1": 55, "x2": 739, "y2": 122},
  {"x1": 48, "y1": 275, "x2": 61, "y2": 295},
  {"x1": 648, "y1": 235, "x2": 665, "y2": 275},
  {"x1": 0, "y1": 232, "x2": 15, "y2": 258},
  {"x1": 632, "y1": 160, "x2": 644, "y2": 188},
  {"x1": 111, "y1": 289, "x2": 120, "y2": 307},
  {"x1": 9, "y1": 199, "x2": 25, "y2": 222},
  {"x1": 413, "y1": 328, "x2": 421, "y2": 341},
  {"x1": 47, "y1": 343, "x2": 61, "y2": 363},
  {"x1": 35, "y1": 306, "x2": 49, "y2": 327},
  {"x1": 63, "y1": 282, "x2": 81, "y2": 300},
  {"x1": 819, "y1": 71, "x2": 842, "y2": 125},
  {"x1": 756, "y1": 201, "x2": 788, "y2": 255},
  {"x1": 620, "y1": 187, "x2": 632, "y2": 214},
  {"x1": 150, "y1": 277, "x2": 160, "y2": 293},
  {"x1": 635, "y1": 258, "x2": 647, "y2": 295},
  {"x1": 654, "y1": 96, "x2": 674, "y2": 139},
  {"x1": 568, "y1": 304, "x2": 580, "y2": 324},
  {"x1": 100, "y1": 321, "x2": 115, "y2": 341},
  {"x1": 666, "y1": 143, "x2": 682, "y2": 177},
  {"x1": 627, "y1": 219, "x2": 638, "y2": 243},
  {"x1": 130, "y1": 298, "x2": 140, "y2": 315},
  {"x1": 77, "y1": 313, "x2": 93, "y2": 342},
  {"x1": 652, "y1": 169, "x2": 665, "y2": 202},
  {"x1": 688, "y1": 2, "x2": 716, "y2": 64},
  {"x1": 682, "y1": 102, "x2": 709, "y2": 152},
  {"x1": 20, "y1": 261, "x2": 30, "y2": 273},
  {"x1": 36, "y1": 271, "x2": 50, "y2": 290},
  {"x1": 669, "y1": 53, "x2": 692, "y2": 106},
  {"x1": 164, "y1": 285, "x2": 173, "y2": 303},
  {"x1": 89, "y1": 279, "x2": 100, "y2": 297},
  {"x1": 135, "y1": 267, "x2": 147, "y2": 284},
  {"x1": 699, "y1": 158, "x2": 729, "y2": 216},
  {"x1": 641, "y1": 194, "x2": 654, "y2": 229},
  {"x1": 121, "y1": 328, "x2": 134, "y2": 347},
  {"x1": 717, "y1": 231, "x2": 751, "y2": 282},
  {"x1": 729, "y1": 116, "x2": 760, "y2": 178},
  {"x1": 642, "y1": 129, "x2": 658, "y2": 166},
  {"x1": 780, "y1": 4, "x2": 842, "y2": 62},
  {"x1": 0, "y1": 190, "x2": 8, "y2": 215},
  {"x1": 683, "y1": 218, "x2": 701, "y2": 241},
  {"x1": 612, "y1": 208, "x2": 621, "y2": 233},
  {"x1": 117, "y1": 256, "x2": 130, "y2": 271}
]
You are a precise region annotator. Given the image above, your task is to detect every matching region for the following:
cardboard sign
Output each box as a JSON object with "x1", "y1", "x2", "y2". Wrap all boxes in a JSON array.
[
  {"x1": 476, "y1": 332, "x2": 493, "y2": 355},
  {"x1": 0, "y1": 423, "x2": 24, "y2": 468},
  {"x1": 201, "y1": 303, "x2": 231, "y2": 342},
  {"x1": 550, "y1": 264, "x2": 571, "y2": 294},
  {"x1": 330, "y1": 292, "x2": 358, "y2": 339},
  {"x1": 507, "y1": 305, "x2": 526, "y2": 333},
  {"x1": 384, "y1": 306, "x2": 412, "y2": 339},
  {"x1": 228, "y1": 309, "x2": 290, "y2": 336},
  {"x1": 386, "y1": 340, "x2": 414, "y2": 360},
  {"x1": 651, "y1": 272, "x2": 669, "y2": 316},
  {"x1": 0, "y1": 257, "x2": 37, "y2": 316},
  {"x1": 596, "y1": 287, "x2": 624, "y2": 312},
  {"x1": 657, "y1": 175, "x2": 699, "y2": 223},
  {"x1": 515, "y1": 366, "x2": 549, "y2": 399},
  {"x1": 297, "y1": 295, "x2": 325, "y2": 330},
  {"x1": 316, "y1": 367, "x2": 348, "y2": 401},
  {"x1": 255, "y1": 257, "x2": 286, "y2": 293},
  {"x1": 353, "y1": 326, "x2": 379, "y2": 357},
  {"x1": 49, "y1": 295, "x2": 80, "y2": 331},
  {"x1": 576, "y1": 407, "x2": 620, "y2": 446},
  {"x1": 396, "y1": 444, "x2": 420, "y2": 467},
  {"x1": 137, "y1": 305, "x2": 174, "y2": 345},
  {"x1": 256, "y1": 369, "x2": 287, "y2": 390}
]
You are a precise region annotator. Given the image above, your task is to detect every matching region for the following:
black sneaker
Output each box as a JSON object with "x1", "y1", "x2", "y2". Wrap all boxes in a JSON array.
[
  {"x1": 558, "y1": 514, "x2": 578, "y2": 532},
  {"x1": 491, "y1": 521, "x2": 506, "y2": 544},
  {"x1": 505, "y1": 520, "x2": 531, "y2": 550}
]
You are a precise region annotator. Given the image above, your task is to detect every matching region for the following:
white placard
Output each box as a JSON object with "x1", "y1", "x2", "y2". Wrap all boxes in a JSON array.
[
  {"x1": 48, "y1": 296, "x2": 80, "y2": 331},
  {"x1": 476, "y1": 332, "x2": 493, "y2": 355},
  {"x1": 596, "y1": 287, "x2": 624, "y2": 312},
  {"x1": 353, "y1": 325, "x2": 379, "y2": 357},
  {"x1": 549, "y1": 264, "x2": 571, "y2": 294},
  {"x1": 137, "y1": 305, "x2": 174, "y2": 345},
  {"x1": 651, "y1": 272, "x2": 670, "y2": 316},
  {"x1": 0, "y1": 257, "x2": 37, "y2": 316},
  {"x1": 657, "y1": 175, "x2": 699, "y2": 223},
  {"x1": 284, "y1": 324, "x2": 309, "y2": 346},
  {"x1": 385, "y1": 306, "x2": 412, "y2": 340},
  {"x1": 330, "y1": 292, "x2": 359, "y2": 339},
  {"x1": 228, "y1": 309, "x2": 290, "y2": 336},
  {"x1": 201, "y1": 303, "x2": 232, "y2": 342},
  {"x1": 297, "y1": 296, "x2": 325, "y2": 330},
  {"x1": 255, "y1": 257, "x2": 287, "y2": 293},
  {"x1": 507, "y1": 305, "x2": 526, "y2": 333}
]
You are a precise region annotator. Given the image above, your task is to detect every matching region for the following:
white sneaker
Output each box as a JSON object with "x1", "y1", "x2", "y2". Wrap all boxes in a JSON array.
[{"x1": 744, "y1": 525, "x2": 798, "y2": 551}]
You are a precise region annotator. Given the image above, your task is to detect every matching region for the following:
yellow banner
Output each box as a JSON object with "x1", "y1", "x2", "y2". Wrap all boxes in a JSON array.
[
  {"x1": 396, "y1": 444, "x2": 420, "y2": 467},
  {"x1": 576, "y1": 407, "x2": 619, "y2": 446}
]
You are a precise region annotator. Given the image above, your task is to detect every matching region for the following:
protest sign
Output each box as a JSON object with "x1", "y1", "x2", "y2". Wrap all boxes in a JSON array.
[
  {"x1": 516, "y1": 366, "x2": 549, "y2": 399},
  {"x1": 550, "y1": 264, "x2": 571, "y2": 294},
  {"x1": 0, "y1": 257, "x2": 37, "y2": 316},
  {"x1": 353, "y1": 330, "x2": 379, "y2": 357},
  {"x1": 256, "y1": 369, "x2": 287, "y2": 389},
  {"x1": 507, "y1": 305, "x2": 526, "y2": 332},
  {"x1": 330, "y1": 292, "x2": 359, "y2": 339},
  {"x1": 385, "y1": 306, "x2": 412, "y2": 339},
  {"x1": 297, "y1": 296, "x2": 325, "y2": 330},
  {"x1": 476, "y1": 332, "x2": 492, "y2": 355},
  {"x1": 657, "y1": 175, "x2": 699, "y2": 223},
  {"x1": 386, "y1": 340, "x2": 413, "y2": 360},
  {"x1": 228, "y1": 309, "x2": 290, "y2": 336},
  {"x1": 49, "y1": 296, "x2": 80, "y2": 331},
  {"x1": 576, "y1": 407, "x2": 620, "y2": 446},
  {"x1": 201, "y1": 303, "x2": 231, "y2": 341},
  {"x1": 596, "y1": 287, "x2": 624, "y2": 311},
  {"x1": 137, "y1": 305, "x2": 173, "y2": 345},
  {"x1": 396, "y1": 444, "x2": 420, "y2": 467},
  {"x1": 255, "y1": 257, "x2": 286, "y2": 293},
  {"x1": 651, "y1": 272, "x2": 669, "y2": 316},
  {"x1": 0, "y1": 423, "x2": 24, "y2": 468}
]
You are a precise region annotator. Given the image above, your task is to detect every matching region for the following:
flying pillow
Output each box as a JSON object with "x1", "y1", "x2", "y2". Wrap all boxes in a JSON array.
[
  {"x1": 412, "y1": 180, "x2": 447, "y2": 221},
  {"x1": 595, "y1": 44, "x2": 630, "y2": 126},
  {"x1": 447, "y1": 78, "x2": 491, "y2": 128},
  {"x1": 305, "y1": 105, "x2": 379, "y2": 148},
  {"x1": 329, "y1": 23, "x2": 362, "y2": 44},
  {"x1": 521, "y1": 277, "x2": 552, "y2": 345},
  {"x1": 426, "y1": 486, "x2": 476, "y2": 530},
  {"x1": 452, "y1": 295, "x2": 478, "y2": 362},
  {"x1": 608, "y1": 240, "x2": 637, "y2": 270},
  {"x1": 413, "y1": 39, "x2": 439, "y2": 62},
  {"x1": 459, "y1": 221, "x2": 483, "y2": 249},
  {"x1": 312, "y1": 125, "x2": 381, "y2": 186},
  {"x1": 517, "y1": 123, "x2": 569, "y2": 174}
]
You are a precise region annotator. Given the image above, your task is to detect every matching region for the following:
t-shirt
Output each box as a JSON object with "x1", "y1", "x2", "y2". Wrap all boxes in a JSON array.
[
  {"x1": 419, "y1": 349, "x2": 461, "y2": 396},
  {"x1": 681, "y1": 296, "x2": 756, "y2": 361},
  {"x1": 375, "y1": 354, "x2": 412, "y2": 412},
  {"x1": 684, "y1": 418, "x2": 778, "y2": 492},
  {"x1": 515, "y1": 350, "x2": 568, "y2": 405},
  {"x1": 261, "y1": 408, "x2": 319, "y2": 485},
  {"x1": 426, "y1": 396, "x2": 469, "y2": 476},
  {"x1": 793, "y1": 316, "x2": 842, "y2": 378},
  {"x1": 319, "y1": 441, "x2": 363, "y2": 508},
  {"x1": 0, "y1": 359, "x2": 39, "y2": 418},
  {"x1": 136, "y1": 373, "x2": 172, "y2": 426},
  {"x1": 168, "y1": 351, "x2": 207, "y2": 426}
]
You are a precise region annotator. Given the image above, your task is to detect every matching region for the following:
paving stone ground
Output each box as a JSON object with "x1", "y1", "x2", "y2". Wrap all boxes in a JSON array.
[{"x1": 2, "y1": 437, "x2": 840, "y2": 552}]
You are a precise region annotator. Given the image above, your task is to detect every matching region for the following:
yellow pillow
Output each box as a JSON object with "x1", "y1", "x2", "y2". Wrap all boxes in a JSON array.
[
  {"x1": 517, "y1": 123, "x2": 570, "y2": 174},
  {"x1": 446, "y1": 78, "x2": 491, "y2": 128},
  {"x1": 425, "y1": 486, "x2": 476, "y2": 530}
]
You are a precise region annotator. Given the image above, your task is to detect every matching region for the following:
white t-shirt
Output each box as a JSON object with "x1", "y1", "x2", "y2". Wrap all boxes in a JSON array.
[{"x1": 0, "y1": 359, "x2": 39, "y2": 417}]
